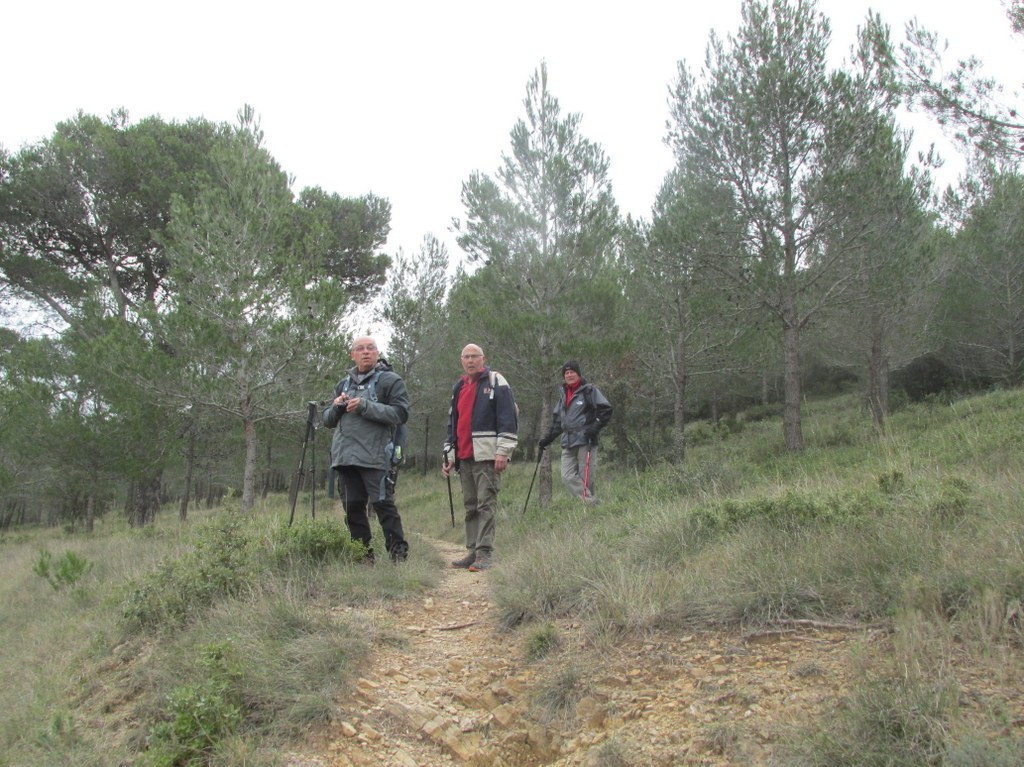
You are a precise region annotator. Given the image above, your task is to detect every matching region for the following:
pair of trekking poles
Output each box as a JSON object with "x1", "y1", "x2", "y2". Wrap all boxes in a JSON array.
[{"x1": 443, "y1": 443, "x2": 592, "y2": 523}]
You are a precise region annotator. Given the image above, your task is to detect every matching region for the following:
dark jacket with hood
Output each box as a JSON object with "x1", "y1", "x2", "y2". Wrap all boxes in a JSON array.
[{"x1": 545, "y1": 373, "x2": 613, "y2": 450}]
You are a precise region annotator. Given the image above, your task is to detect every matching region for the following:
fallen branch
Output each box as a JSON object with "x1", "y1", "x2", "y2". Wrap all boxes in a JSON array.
[
  {"x1": 434, "y1": 620, "x2": 481, "y2": 631},
  {"x1": 744, "y1": 618, "x2": 889, "y2": 641},
  {"x1": 778, "y1": 619, "x2": 865, "y2": 631}
]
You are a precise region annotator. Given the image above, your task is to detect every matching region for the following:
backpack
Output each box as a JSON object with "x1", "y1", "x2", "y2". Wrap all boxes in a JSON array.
[
  {"x1": 337, "y1": 365, "x2": 408, "y2": 467},
  {"x1": 488, "y1": 370, "x2": 520, "y2": 419}
]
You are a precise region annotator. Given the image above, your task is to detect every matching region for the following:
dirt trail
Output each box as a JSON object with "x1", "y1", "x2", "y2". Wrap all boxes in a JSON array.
[{"x1": 287, "y1": 539, "x2": 863, "y2": 767}]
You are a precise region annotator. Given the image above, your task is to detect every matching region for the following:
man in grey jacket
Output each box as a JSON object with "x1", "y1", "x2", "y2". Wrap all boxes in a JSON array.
[
  {"x1": 323, "y1": 336, "x2": 410, "y2": 563},
  {"x1": 538, "y1": 359, "x2": 613, "y2": 504}
]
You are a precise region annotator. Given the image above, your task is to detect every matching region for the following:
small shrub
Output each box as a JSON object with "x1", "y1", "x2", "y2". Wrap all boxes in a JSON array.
[
  {"x1": 931, "y1": 476, "x2": 973, "y2": 522},
  {"x1": 944, "y1": 733, "x2": 1024, "y2": 766},
  {"x1": 588, "y1": 737, "x2": 632, "y2": 767},
  {"x1": 270, "y1": 518, "x2": 363, "y2": 564},
  {"x1": 695, "y1": 492, "x2": 828, "y2": 532},
  {"x1": 33, "y1": 549, "x2": 93, "y2": 591},
  {"x1": 121, "y1": 515, "x2": 256, "y2": 633},
  {"x1": 143, "y1": 681, "x2": 241, "y2": 766},
  {"x1": 35, "y1": 710, "x2": 80, "y2": 752},
  {"x1": 523, "y1": 622, "x2": 561, "y2": 661},
  {"x1": 692, "y1": 488, "x2": 884, "y2": 535},
  {"x1": 812, "y1": 421, "x2": 860, "y2": 448},
  {"x1": 877, "y1": 470, "x2": 905, "y2": 495},
  {"x1": 784, "y1": 668, "x2": 958, "y2": 766},
  {"x1": 530, "y1": 660, "x2": 591, "y2": 725},
  {"x1": 141, "y1": 643, "x2": 243, "y2": 767},
  {"x1": 741, "y1": 402, "x2": 783, "y2": 422},
  {"x1": 685, "y1": 420, "x2": 734, "y2": 446}
]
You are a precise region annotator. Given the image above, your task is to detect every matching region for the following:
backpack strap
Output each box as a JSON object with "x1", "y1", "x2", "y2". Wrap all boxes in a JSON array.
[{"x1": 340, "y1": 369, "x2": 383, "y2": 400}]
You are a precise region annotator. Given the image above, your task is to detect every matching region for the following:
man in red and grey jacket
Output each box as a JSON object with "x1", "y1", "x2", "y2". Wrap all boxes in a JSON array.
[{"x1": 442, "y1": 343, "x2": 519, "y2": 571}]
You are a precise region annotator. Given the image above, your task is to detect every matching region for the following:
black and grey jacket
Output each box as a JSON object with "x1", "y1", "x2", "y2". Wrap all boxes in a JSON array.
[
  {"x1": 323, "y1": 361, "x2": 410, "y2": 471},
  {"x1": 544, "y1": 379, "x2": 613, "y2": 449}
]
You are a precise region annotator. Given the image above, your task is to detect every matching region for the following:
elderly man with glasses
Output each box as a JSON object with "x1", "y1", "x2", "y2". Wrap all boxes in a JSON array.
[
  {"x1": 442, "y1": 343, "x2": 519, "y2": 571},
  {"x1": 323, "y1": 336, "x2": 410, "y2": 564}
]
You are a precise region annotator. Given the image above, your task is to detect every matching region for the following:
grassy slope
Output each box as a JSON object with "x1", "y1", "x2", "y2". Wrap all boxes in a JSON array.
[{"x1": 2, "y1": 389, "x2": 1023, "y2": 765}]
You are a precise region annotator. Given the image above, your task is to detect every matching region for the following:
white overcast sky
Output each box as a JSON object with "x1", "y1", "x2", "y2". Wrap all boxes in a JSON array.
[{"x1": 3, "y1": 0, "x2": 1021, "y2": 263}]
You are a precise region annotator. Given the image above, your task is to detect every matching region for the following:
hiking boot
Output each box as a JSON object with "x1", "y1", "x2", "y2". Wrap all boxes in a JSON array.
[
  {"x1": 467, "y1": 552, "x2": 492, "y2": 572},
  {"x1": 390, "y1": 541, "x2": 409, "y2": 563},
  {"x1": 450, "y1": 551, "x2": 476, "y2": 569}
]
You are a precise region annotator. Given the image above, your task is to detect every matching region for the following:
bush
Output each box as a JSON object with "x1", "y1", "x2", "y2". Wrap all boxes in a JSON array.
[
  {"x1": 523, "y1": 622, "x2": 561, "y2": 662},
  {"x1": 685, "y1": 419, "x2": 736, "y2": 446},
  {"x1": 931, "y1": 476, "x2": 973, "y2": 522},
  {"x1": 785, "y1": 669, "x2": 957, "y2": 766},
  {"x1": 141, "y1": 643, "x2": 243, "y2": 767},
  {"x1": 269, "y1": 518, "x2": 364, "y2": 565},
  {"x1": 121, "y1": 515, "x2": 256, "y2": 633},
  {"x1": 33, "y1": 549, "x2": 93, "y2": 591},
  {"x1": 741, "y1": 402, "x2": 783, "y2": 422},
  {"x1": 692, "y1": 489, "x2": 879, "y2": 534}
]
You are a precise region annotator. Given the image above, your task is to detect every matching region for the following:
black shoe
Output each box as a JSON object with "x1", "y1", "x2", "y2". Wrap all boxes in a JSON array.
[
  {"x1": 390, "y1": 541, "x2": 409, "y2": 563},
  {"x1": 450, "y1": 551, "x2": 476, "y2": 569}
]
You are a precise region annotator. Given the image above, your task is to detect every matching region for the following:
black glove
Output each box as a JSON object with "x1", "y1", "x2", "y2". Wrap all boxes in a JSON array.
[
  {"x1": 584, "y1": 425, "x2": 601, "y2": 444},
  {"x1": 538, "y1": 435, "x2": 554, "y2": 450}
]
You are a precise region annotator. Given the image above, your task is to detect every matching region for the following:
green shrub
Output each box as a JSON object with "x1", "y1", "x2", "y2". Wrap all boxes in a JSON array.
[
  {"x1": 33, "y1": 549, "x2": 93, "y2": 591},
  {"x1": 141, "y1": 643, "x2": 243, "y2": 767},
  {"x1": 530, "y1": 660, "x2": 590, "y2": 725},
  {"x1": 691, "y1": 487, "x2": 889, "y2": 536},
  {"x1": 685, "y1": 420, "x2": 735, "y2": 446},
  {"x1": 931, "y1": 476, "x2": 973, "y2": 522},
  {"x1": 943, "y1": 733, "x2": 1024, "y2": 766},
  {"x1": 121, "y1": 515, "x2": 256, "y2": 633},
  {"x1": 523, "y1": 622, "x2": 561, "y2": 661},
  {"x1": 742, "y1": 402, "x2": 783, "y2": 422},
  {"x1": 269, "y1": 518, "x2": 363, "y2": 564},
  {"x1": 877, "y1": 470, "x2": 905, "y2": 495}
]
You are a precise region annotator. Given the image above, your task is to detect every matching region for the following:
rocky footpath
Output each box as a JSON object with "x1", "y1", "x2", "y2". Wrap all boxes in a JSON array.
[{"x1": 287, "y1": 540, "x2": 866, "y2": 767}]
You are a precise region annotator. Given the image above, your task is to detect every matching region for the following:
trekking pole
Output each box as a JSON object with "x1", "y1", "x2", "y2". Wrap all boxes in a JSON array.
[
  {"x1": 522, "y1": 448, "x2": 543, "y2": 515},
  {"x1": 443, "y1": 449, "x2": 455, "y2": 528},
  {"x1": 581, "y1": 445, "x2": 593, "y2": 502},
  {"x1": 288, "y1": 401, "x2": 319, "y2": 526},
  {"x1": 446, "y1": 473, "x2": 455, "y2": 528}
]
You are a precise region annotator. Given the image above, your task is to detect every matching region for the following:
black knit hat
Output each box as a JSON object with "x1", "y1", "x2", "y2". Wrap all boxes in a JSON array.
[{"x1": 560, "y1": 359, "x2": 581, "y2": 376}]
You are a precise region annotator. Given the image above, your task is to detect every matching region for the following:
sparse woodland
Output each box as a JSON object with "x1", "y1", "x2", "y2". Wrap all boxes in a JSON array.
[{"x1": 2, "y1": 1, "x2": 1024, "y2": 765}]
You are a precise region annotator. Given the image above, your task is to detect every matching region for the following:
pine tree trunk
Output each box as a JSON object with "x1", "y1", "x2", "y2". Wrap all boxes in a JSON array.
[
  {"x1": 84, "y1": 492, "x2": 95, "y2": 533},
  {"x1": 180, "y1": 430, "x2": 195, "y2": 521},
  {"x1": 781, "y1": 316, "x2": 804, "y2": 452},
  {"x1": 125, "y1": 473, "x2": 161, "y2": 527},
  {"x1": 867, "y1": 329, "x2": 889, "y2": 429},
  {"x1": 538, "y1": 391, "x2": 553, "y2": 506},
  {"x1": 242, "y1": 415, "x2": 258, "y2": 513}
]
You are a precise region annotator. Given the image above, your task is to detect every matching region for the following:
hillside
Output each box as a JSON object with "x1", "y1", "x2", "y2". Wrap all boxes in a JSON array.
[{"x1": 3, "y1": 390, "x2": 1024, "y2": 766}]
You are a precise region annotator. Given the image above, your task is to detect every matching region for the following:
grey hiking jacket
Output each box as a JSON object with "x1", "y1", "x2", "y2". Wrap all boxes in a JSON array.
[
  {"x1": 548, "y1": 380, "x2": 613, "y2": 449},
  {"x1": 322, "y1": 363, "x2": 410, "y2": 471}
]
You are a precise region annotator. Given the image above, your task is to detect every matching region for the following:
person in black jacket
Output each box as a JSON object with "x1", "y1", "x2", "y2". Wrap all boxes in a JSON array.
[{"x1": 538, "y1": 359, "x2": 612, "y2": 504}]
